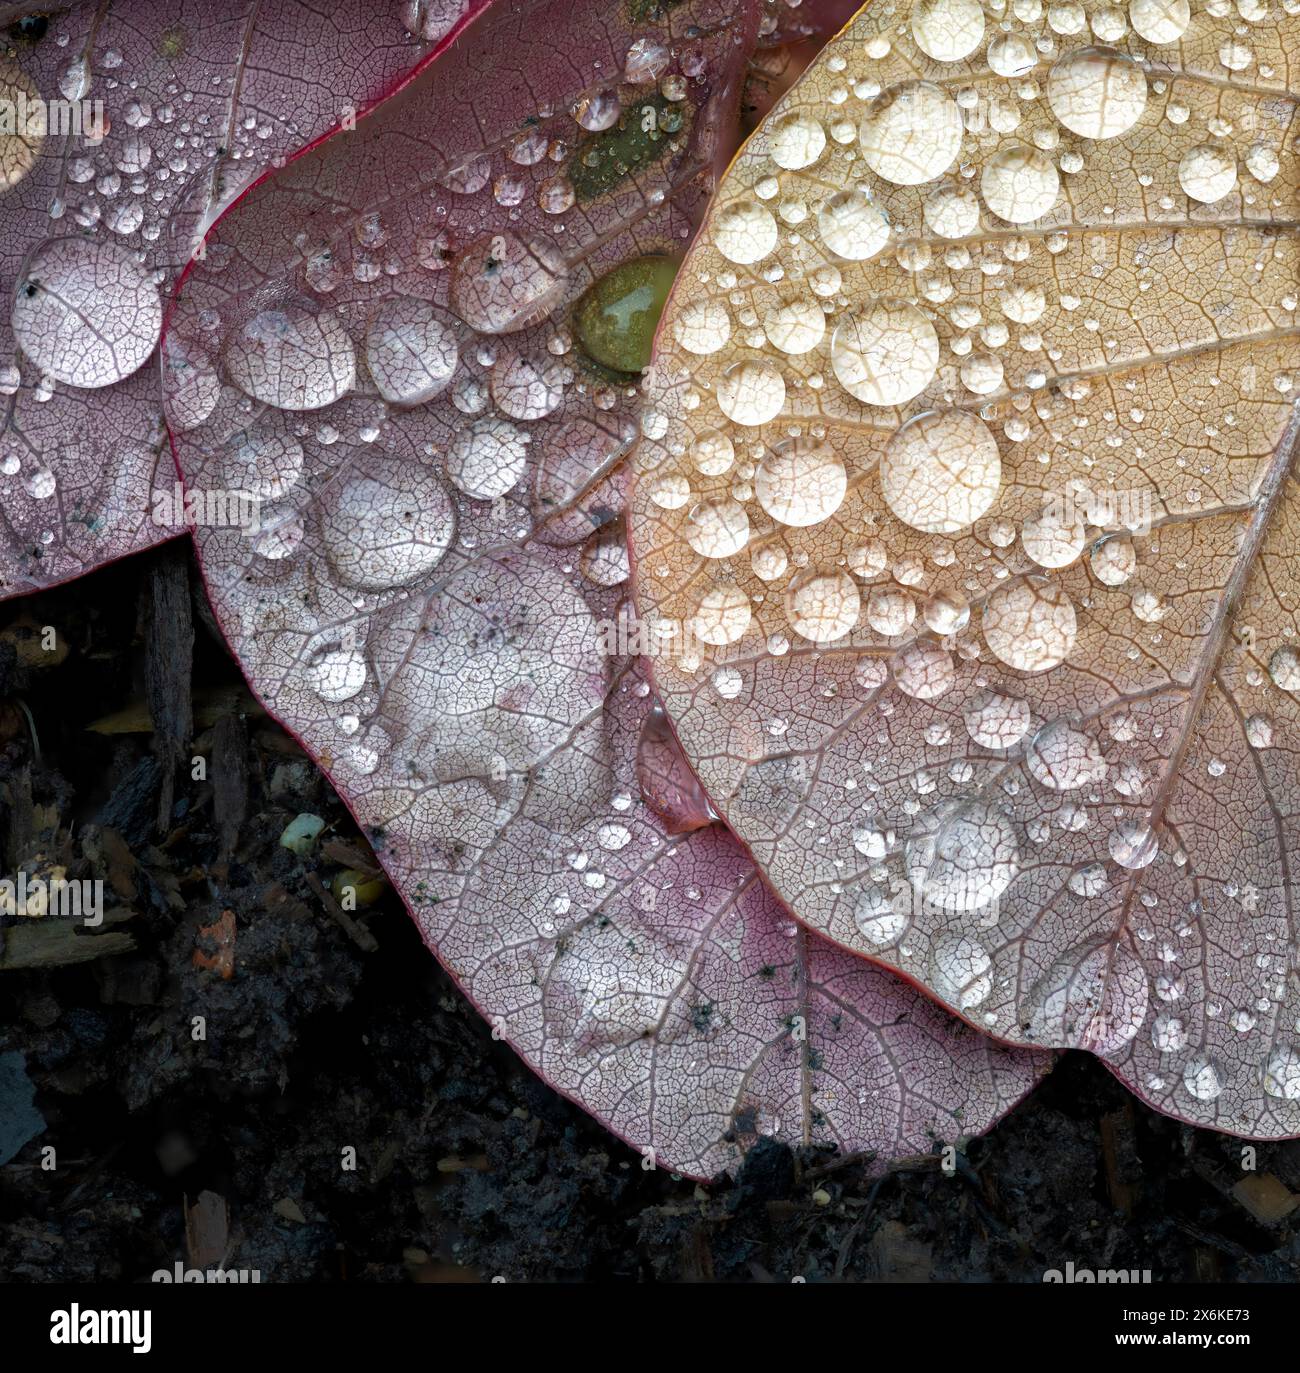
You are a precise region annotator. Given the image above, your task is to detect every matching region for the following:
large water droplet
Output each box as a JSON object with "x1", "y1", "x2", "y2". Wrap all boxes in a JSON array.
[
  {"x1": 717, "y1": 359, "x2": 786, "y2": 426},
  {"x1": 906, "y1": 800, "x2": 1019, "y2": 912},
  {"x1": 859, "y1": 81, "x2": 963, "y2": 186},
  {"x1": 364, "y1": 298, "x2": 458, "y2": 406},
  {"x1": 1263, "y1": 1046, "x2": 1300, "y2": 1100},
  {"x1": 222, "y1": 429, "x2": 303, "y2": 501},
  {"x1": 713, "y1": 199, "x2": 778, "y2": 265},
  {"x1": 321, "y1": 458, "x2": 455, "y2": 591},
  {"x1": 1047, "y1": 49, "x2": 1147, "y2": 140},
  {"x1": 1178, "y1": 143, "x2": 1237, "y2": 204},
  {"x1": 768, "y1": 111, "x2": 826, "y2": 170},
  {"x1": 684, "y1": 496, "x2": 750, "y2": 558},
  {"x1": 448, "y1": 231, "x2": 568, "y2": 334},
  {"x1": 224, "y1": 306, "x2": 355, "y2": 410},
  {"x1": 1027, "y1": 720, "x2": 1108, "y2": 790},
  {"x1": 854, "y1": 884, "x2": 908, "y2": 946},
  {"x1": 636, "y1": 703, "x2": 719, "y2": 833},
  {"x1": 831, "y1": 301, "x2": 938, "y2": 407},
  {"x1": 755, "y1": 438, "x2": 846, "y2": 527},
  {"x1": 446, "y1": 416, "x2": 528, "y2": 499},
  {"x1": 786, "y1": 569, "x2": 860, "y2": 642},
  {"x1": 1027, "y1": 941, "x2": 1148, "y2": 1052},
  {"x1": 981, "y1": 144, "x2": 1060, "y2": 223},
  {"x1": 1129, "y1": 0, "x2": 1189, "y2": 41},
  {"x1": 964, "y1": 690, "x2": 1031, "y2": 749},
  {"x1": 879, "y1": 409, "x2": 1001, "y2": 532},
  {"x1": 911, "y1": 0, "x2": 985, "y2": 61},
  {"x1": 13, "y1": 237, "x2": 162, "y2": 388},
  {"x1": 1183, "y1": 1055, "x2": 1224, "y2": 1102},
  {"x1": 817, "y1": 188, "x2": 890, "y2": 261},
  {"x1": 930, "y1": 934, "x2": 994, "y2": 1009},
  {"x1": 983, "y1": 576, "x2": 1077, "y2": 672},
  {"x1": 1108, "y1": 819, "x2": 1158, "y2": 870}
]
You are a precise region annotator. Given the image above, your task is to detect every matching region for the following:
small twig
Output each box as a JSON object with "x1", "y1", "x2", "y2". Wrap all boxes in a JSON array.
[{"x1": 306, "y1": 872, "x2": 378, "y2": 953}]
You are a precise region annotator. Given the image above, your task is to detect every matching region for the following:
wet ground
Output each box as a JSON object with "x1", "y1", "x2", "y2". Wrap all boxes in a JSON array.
[{"x1": 3, "y1": 545, "x2": 1300, "y2": 1283}]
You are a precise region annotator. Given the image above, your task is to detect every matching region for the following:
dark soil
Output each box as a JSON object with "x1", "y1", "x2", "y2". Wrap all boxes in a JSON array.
[{"x1": 3, "y1": 545, "x2": 1300, "y2": 1284}]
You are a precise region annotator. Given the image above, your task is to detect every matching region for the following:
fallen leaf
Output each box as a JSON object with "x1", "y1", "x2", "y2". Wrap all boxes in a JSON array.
[{"x1": 631, "y1": 1, "x2": 1300, "y2": 1137}]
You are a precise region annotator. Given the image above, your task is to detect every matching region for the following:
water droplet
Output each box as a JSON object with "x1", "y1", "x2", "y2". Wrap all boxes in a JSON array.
[
  {"x1": 1151, "y1": 1013, "x2": 1187, "y2": 1052},
  {"x1": 1268, "y1": 645, "x2": 1300, "y2": 693},
  {"x1": 907, "y1": 800, "x2": 1019, "y2": 912},
  {"x1": 222, "y1": 430, "x2": 303, "y2": 501},
  {"x1": 1129, "y1": 0, "x2": 1190, "y2": 43},
  {"x1": 573, "y1": 256, "x2": 676, "y2": 373},
  {"x1": 321, "y1": 459, "x2": 455, "y2": 590},
  {"x1": 911, "y1": 0, "x2": 985, "y2": 61},
  {"x1": 636, "y1": 703, "x2": 719, "y2": 832},
  {"x1": 859, "y1": 81, "x2": 963, "y2": 186},
  {"x1": 1028, "y1": 941, "x2": 1148, "y2": 1052},
  {"x1": 817, "y1": 188, "x2": 890, "y2": 260},
  {"x1": 446, "y1": 416, "x2": 528, "y2": 499},
  {"x1": 1047, "y1": 49, "x2": 1147, "y2": 140},
  {"x1": 988, "y1": 32, "x2": 1038, "y2": 78},
  {"x1": 854, "y1": 884, "x2": 908, "y2": 946},
  {"x1": 673, "y1": 297, "x2": 731, "y2": 355},
  {"x1": 867, "y1": 586, "x2": 917, "y2": 636},
  {"x1": 930, "y1": 933, "x2": 994, "y2": 1009},
  {"x1": 981, "y1": 144, "x2": 1060, "y2": 223},
  {"x1": 572, "y1": 90, "x2": 620, "y2": 132},
  {"x1": 364, "y1": 298, "x2": 458, "y2": 406},
  {"x1": 769, "y1": 111, "x2": 827, "y2": 170},
  {"x1": 1090, "y1": 534, "x2": 1136, "y2": 585},
  {"x1": 224, "y1": 306, "x2": 355, "y2": 410},
  {"x1": 13, "y1": 238, "x2": 162, "y2": 388},
  {"x1": 924, "y1": 182, "x2": 981, "y2": 238},
  {"x1": 964, "y1": 691, "x2": 1031, "y2": 749},
  {"x1": 1263, "y1": 1046, "x2": 1300, "y2": 1100},
  {"x1": 1109, "y1": 819, "x2": 1158, "y2": 869},
  {"x1": 764, "y1": 299, "x2": 826, "y2": 354},
  {"x1": 714, "y1": 199, "x2": 779, "y2": 265},
  {"x1": 1245, "y1": 713, "x2": 1274, "y2": 749},
  {"x1": 983, "y1": 576, "x2": 1077, "y2": 672},
  {"x1": 755, "y1": 437, "x2": 846, "y2": 527},
  {"x1": 1183, "y1": 1055, "x2": 1224, "y2": 1102},
  {"x1": 689, "y1": 583, "x2": 752, "y2": 645},
  {"x1": 893, "y1": 641, "x2": 955, "y2": 699},
  {"x1": 684, "y1": 496, "x2": 750, "y2": 558},
  {"x1": 448, "y1": 231, "x2": 568, "y2": 334},
  {"x1": 831, "y1": 301, "x2": 938, "y2": 407},
  {"x1": 1022, "y1": 504, "x2": 1086, "y2": 568},
  {"x1": 1178, "y1": 143, "x2": 1237, "y2": 204},
  {"x1": 717, "y1": 359, "x2": 786, "y2": 425},
  {"x1": 786, "y1": 568, "x2": 860, "y2": 642},
  {"x1": 306, "y1": 642, "x2": 367, "y2": 703},
  {"x1": 1027, "y1": 720, "x2": 1108, "y2": 790},
  {"x1": 879, "y1": 409, "x2": 1001, "y2": 533}
]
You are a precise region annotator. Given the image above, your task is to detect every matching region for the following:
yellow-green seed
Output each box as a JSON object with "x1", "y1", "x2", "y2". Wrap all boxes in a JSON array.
[{"x1": 574, "y1": 255, "x2": 678, "y2": 373}]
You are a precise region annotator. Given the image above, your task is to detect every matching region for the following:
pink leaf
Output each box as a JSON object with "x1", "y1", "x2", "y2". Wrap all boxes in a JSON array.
[
  {"x1": 0, "y1": 0, "x2": 486, "y2": 599},
  {"x1": 164, "y1": 0, "x2": 1047, "y2": 1177}
]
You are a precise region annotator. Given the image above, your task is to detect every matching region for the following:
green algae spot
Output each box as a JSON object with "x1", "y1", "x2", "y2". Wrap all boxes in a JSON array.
[
  {"x1": 625, "y1": 0, "x2": 687, "y2": 19},
  {"x1": 568, "y1": 92, "x2": 688, "y2": 203},
  {"x1": 574, "y1": 256, "x2": 678, "y2": 373}
]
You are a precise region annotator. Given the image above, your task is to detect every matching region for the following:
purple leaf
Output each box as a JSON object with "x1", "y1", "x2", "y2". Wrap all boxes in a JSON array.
[
  {"x1": 0, "y1": 0, "x2": 486, "y2": 599},
  {"x1": 163, "y1": 0, "x2": 1047, "y2": 1176}
]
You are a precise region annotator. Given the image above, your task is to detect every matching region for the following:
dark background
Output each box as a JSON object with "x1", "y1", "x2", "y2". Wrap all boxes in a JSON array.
[{"x1": 3, "y1": 544, "x2": 1299, "y2": 1283}]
